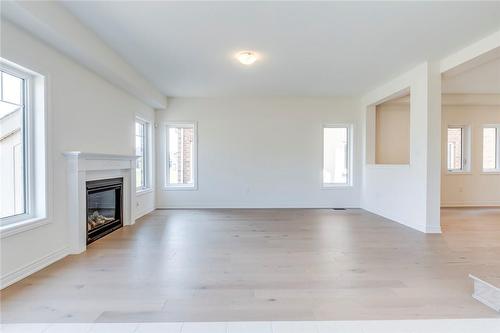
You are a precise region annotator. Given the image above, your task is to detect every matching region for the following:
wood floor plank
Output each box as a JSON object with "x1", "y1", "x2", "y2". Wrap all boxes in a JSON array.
[{"x1": 1, "y1": 208, "x2": 499, "y2": 323}]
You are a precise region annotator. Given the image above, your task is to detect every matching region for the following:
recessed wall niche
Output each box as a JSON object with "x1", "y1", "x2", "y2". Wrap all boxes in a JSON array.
[{"x1": 366, "y1": 89, "x2": 411, "y2": 165}]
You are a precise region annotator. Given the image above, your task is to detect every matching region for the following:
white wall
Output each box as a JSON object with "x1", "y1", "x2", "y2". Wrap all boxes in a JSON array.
[
  {"x1": 361, "y1": 63, "x2": 442, "y2": 233},
  {"x1": 0, "y1": 21, "x2": 155, "y2": 287},
  {"x1": 441, "y1": 94, "x2": 500, "y2": 206},
  {"x1": 156, "y1": 97, "x2": 361, "y2": 208}
]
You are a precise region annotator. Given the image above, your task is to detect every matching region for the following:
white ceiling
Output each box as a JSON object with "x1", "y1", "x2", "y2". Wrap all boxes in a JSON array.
[
  {"x1": 61, "y1": 1, "x2": 500, "y2": 97},
  {"x1": 442, "y1": 57, "x2": 500, "y2": 94}
]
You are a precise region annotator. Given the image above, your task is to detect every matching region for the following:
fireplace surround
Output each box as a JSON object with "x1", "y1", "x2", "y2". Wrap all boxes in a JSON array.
[{"x1": 64, "y1": 152, "x2": 138, "y2": 254}]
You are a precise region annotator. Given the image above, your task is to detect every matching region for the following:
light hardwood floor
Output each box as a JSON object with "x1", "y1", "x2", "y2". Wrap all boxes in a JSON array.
[{"x1": 1, "y1": 208, "x2": 499, "y2": 323}]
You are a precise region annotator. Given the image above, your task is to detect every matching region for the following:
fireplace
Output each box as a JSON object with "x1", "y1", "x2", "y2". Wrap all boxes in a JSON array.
[{"x1": 86, "y1": 177, "x2": 123, "y2": 244}]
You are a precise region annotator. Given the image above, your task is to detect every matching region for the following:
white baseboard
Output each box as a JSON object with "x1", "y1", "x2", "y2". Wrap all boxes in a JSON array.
[
  {"x1": 426, "y1": 225, "x2": 442, "y2": 233},
  {"x1": 360, "y1": 206, "x2": 429, "y2": 233},
  {"x1": 135, "y1": 206, "x2": 155, "y2": 220},
  {"x1": 441, "y1": 201, "x2": 500, "y2": 208},
  {"x1": 155, "y1": 205, "x2": 360, "y2": 209},
  {"x1": 0, "y1": 247, "x2": 68, "y2": 289}
]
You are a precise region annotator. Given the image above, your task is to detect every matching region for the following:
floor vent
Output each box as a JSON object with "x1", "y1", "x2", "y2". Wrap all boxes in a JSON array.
[{"x1": 332, "y1": 208, "x2": 346, "y2": 211}]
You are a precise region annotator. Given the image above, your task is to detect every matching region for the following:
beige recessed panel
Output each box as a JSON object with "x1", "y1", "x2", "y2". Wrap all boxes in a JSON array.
[{"x1": 375, "y1": 94, "x2": 410, "y2": 165}]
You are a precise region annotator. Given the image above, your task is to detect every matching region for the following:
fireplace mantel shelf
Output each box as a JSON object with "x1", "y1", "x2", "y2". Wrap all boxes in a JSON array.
[{"x1": 63, "y1": 151, "x2": 139, "y2": 160}]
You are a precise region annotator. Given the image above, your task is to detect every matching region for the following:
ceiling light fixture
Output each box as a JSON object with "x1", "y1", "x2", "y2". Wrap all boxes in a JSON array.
[{"x1": 236, "y1": 51, "x2": 258, "y2": 65}]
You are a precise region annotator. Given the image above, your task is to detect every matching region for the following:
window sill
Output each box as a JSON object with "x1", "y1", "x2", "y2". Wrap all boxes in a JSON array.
[
  {"x1": 136, "y1": 188, "x2": 153, "y2": 196},
  {"x1": 322, "y1": 184, "x2": 353, "y2": 189},
  {"x1": 164, "y1": 185, "x2": 198, "y2": 191},
  {"x1": 0, "y1": 217, "x2": 50, "y2": 239},
  {"x1": 366, "y1": 164, "x2": 410, "y2": 169},
  {"x1": 481, "y1": 171, "x2": 500, "y2": 175},
  {"x1": 446, "y1": 171, "x2": 472, "y2": 175}
]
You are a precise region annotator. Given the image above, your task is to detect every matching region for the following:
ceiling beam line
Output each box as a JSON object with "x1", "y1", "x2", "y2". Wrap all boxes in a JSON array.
[{"x1": 1, "y1": 1, "x2": 167, "y2": 109}]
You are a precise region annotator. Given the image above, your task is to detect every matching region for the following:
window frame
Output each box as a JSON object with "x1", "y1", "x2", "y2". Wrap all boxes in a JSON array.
[
  {"x1": 135, "y1": 117, "x2": 151, "y2": 192},
  {"x1": 482, "y1": 124, "x2": 500, "y2": 173},
  {"x1": 164, "y1": 121, "x2": 198, "y2": 190},
  {"x1": 322, "y1": 123, "x2": 353, "y2": 188},
  {"x1": 446, "y1": 125, "x2": 471, "y2": 174},
  {"x1": 0, "y1": 63, "x2": 36, "y2": 227}
]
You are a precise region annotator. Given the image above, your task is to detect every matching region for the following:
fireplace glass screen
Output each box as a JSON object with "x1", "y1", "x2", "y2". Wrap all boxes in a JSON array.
[
  {"x1": 87, "y1": 189, "x2": 118, "y2": 231},
  {"x1": 86, "y1": 178, "x2": 123, "y2": 244}
]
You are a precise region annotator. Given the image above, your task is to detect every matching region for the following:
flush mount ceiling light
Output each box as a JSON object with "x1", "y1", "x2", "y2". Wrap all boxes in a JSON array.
[{"x1": 236, "y1": 51, "x2": 258, "y2": 65}]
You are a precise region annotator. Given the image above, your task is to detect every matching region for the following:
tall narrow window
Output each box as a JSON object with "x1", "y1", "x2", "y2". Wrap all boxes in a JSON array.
[
  {"x1": 1, "y1": 69, "x2": 26, "y2": 219},
  {"x1": 447, "y1": 126, "x2": 469, "y2": 172},
  {"x1": 323, "y1": 125, "x2": 351, "y2": 186},
  {"x1": 1, "y1": 60, "x2": 46, "y2": 230},
  {"x1": 166, "y1": 122, "x2": 197, "y2": 189},
  {"x1": 483, "y1": 126, "x2": 499, "y2": 171},
  {"x1": 135, "y1": 118, "x2": 149, "y2": 191}
]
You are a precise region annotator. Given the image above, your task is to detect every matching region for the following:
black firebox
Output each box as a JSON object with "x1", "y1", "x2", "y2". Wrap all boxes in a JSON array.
[{"x1": 86, "y1": 177, "x2": 123, "y2": 245}]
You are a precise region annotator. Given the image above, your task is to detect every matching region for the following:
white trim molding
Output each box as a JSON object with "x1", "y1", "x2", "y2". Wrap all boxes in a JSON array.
[
  {"x1": 441, "y1": 201, "x2": 500, "y2": 208},
  {"x1": 0, "y1": 247, "x2": 68, "y2": 289},
  {"x1": 135, "y1": 206, "x2": 155, "y2": 220},
  {"x1": 0, "y1": 217, "x2": 50, "y2": 239}
]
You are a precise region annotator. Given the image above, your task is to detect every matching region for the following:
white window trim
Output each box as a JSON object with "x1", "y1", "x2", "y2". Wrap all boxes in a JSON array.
[
  {"x1": 135, "y1": 116, "x2": 151, "y2": 192},
  {"x1": 322, "y1": 123, "x2": 353, "y2": 188},
  {"x1": 0, "y1": 59, "x2": 48, "y2": 236},
  {"x1": 164, "y1": 121, "x2": 198, "y2": 190},
  {"x1": 447, "y1": 125, "x2": 471, "y2": 174},
  {"x1": 482, "y1": 124, "x2": 500, "y2": 173},
  {"x1": 1, "y1": 63, "x2": 33, "y2": 225}
]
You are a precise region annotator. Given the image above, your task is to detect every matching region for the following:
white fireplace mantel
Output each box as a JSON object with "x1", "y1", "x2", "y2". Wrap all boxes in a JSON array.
[{"x1": 63, "y1": 151, "x2": 138, "y2": 254}]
